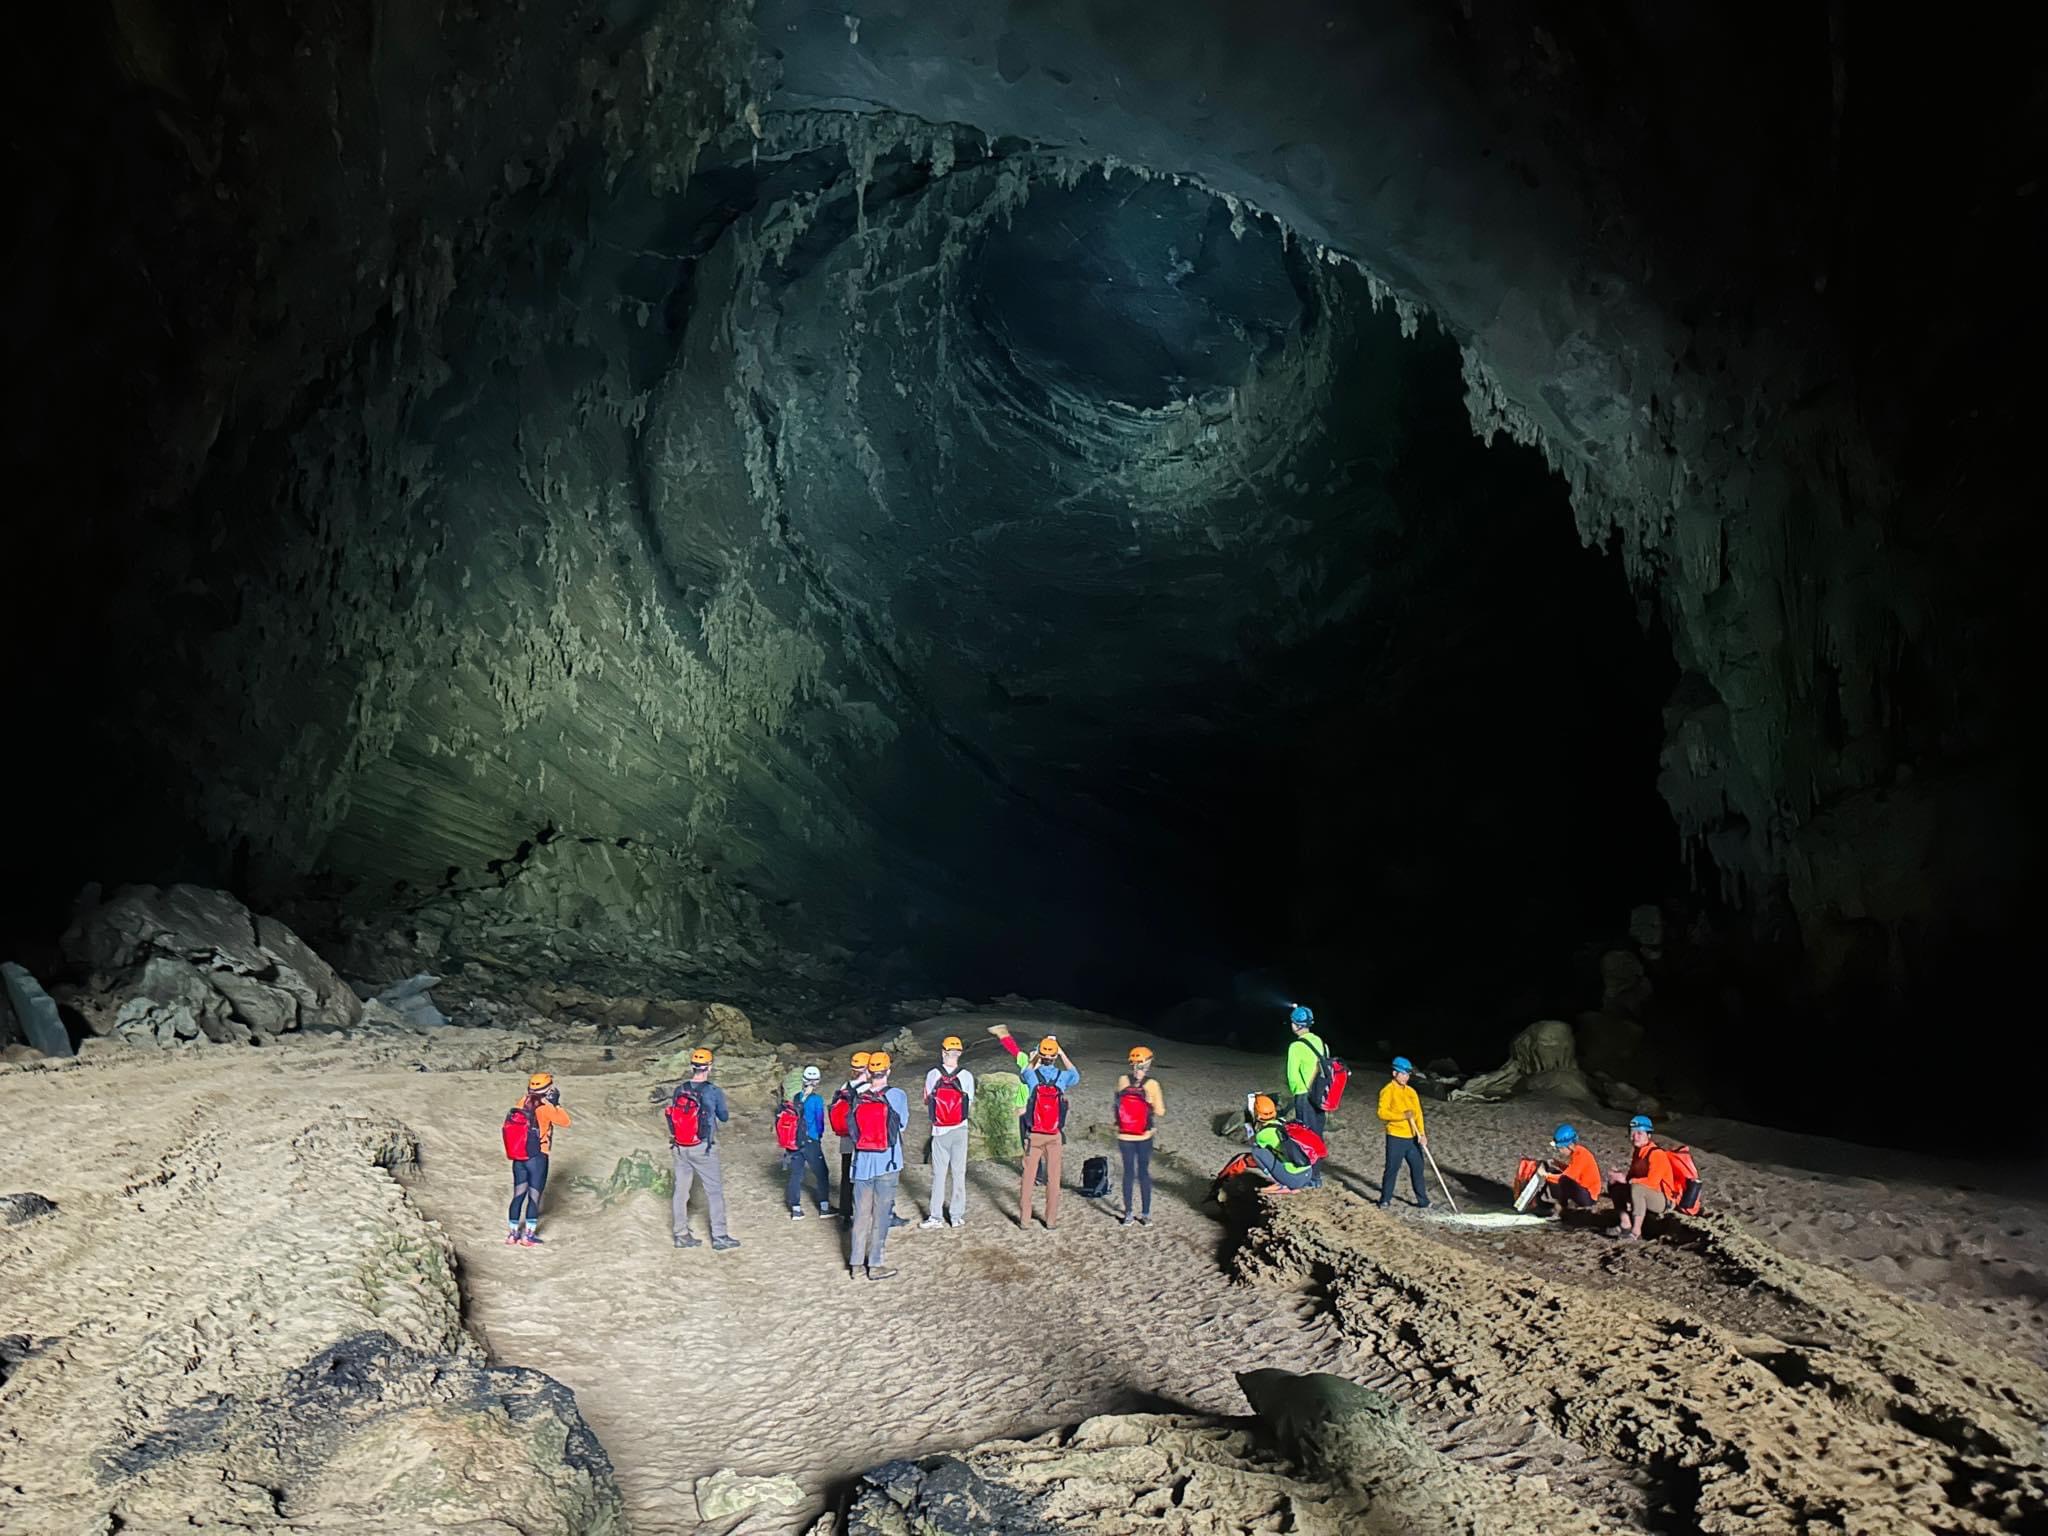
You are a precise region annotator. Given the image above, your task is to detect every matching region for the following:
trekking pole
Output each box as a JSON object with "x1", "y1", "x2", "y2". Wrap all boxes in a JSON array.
[{"x1": 1409, "y1": 1113, "x2": 1461, "y2": 1215}]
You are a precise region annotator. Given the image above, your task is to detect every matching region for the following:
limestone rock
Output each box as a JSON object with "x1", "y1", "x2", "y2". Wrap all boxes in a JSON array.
[
  {"x1": 1599, "y1": 949, "x2": 1652, "y2": 1016},
  {"x1": 0, "y1": 964, "x2": 72, "y2": 1058},
  {"x1": 574, "y1": 1150, "x2": 675, "y2": 1207},
  {"x1": 0, "y1": 1192, "x2": 58, "y2": 1226},
  {"x1": 694, "y1": 1467, "x2": 804, "y2": 1521},
  {"x1": 100, "y1": 1331, "x2": 624, "y2": 1535},
  {"x1": 60, "y1": 885, "x2": 361, "y2": 1046},
  {"x1": 1452, "y1": 1019, "x2": 1591, "y2": 1103}
]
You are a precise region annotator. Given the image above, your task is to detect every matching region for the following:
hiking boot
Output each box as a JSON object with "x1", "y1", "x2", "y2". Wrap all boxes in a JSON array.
[
  {"x1": 866, "y1": 1266, "x2": 898, "y2": 1281},
  {"x1": 920, "y1": 1216, "x2": 944, "y2": 1230},
  {"x1": 522, "y1": 1229, "x2": 543, "y2": 1245},
  {"x1": 888, "y1": 1213, "x2": 909, "y2": 1230},
  {"x1": 790, "y1": 1206, "x2": 805, "y2": 1220},
  {"x1": 1119, "y1": 1211, "x2": 1134, "y2": 1226},
  {"x1": 817, "y1": 1203, "x2": 835, "y2": 1216},
  {"x1": 504, "y1": 1231, "x2": 523, "y2": 1245},
  {"x1": 710, "y1": 1235, "x2": 742, "y2": 1252},
  {"x1": 1138, "y1": 1213, "x2": 1152, "y2": 1226},
  {"x1": 673, "y1": 1232, "x2": 701, "y2": 1249}
]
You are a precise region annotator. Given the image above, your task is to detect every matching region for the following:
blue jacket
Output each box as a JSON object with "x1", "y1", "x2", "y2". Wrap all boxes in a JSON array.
[
  {"x1": 849, "y1": 1086, "x2": 911, "y2": 1179},
  {"x1": 794, "y1": 1089, "x2": 827, "y2": 1145}
]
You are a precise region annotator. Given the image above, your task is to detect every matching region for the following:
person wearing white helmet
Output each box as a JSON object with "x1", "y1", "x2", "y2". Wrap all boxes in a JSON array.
[
  {"x1": 922, "y1": 1035, "x2": 975, "y2": 1229},
  {"x1": 784, "y1": 1065, "x2": 834, "y2": 1219}
]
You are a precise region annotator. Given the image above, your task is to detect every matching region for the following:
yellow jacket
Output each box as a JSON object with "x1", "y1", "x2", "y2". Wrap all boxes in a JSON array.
[{"x1": 1377, "y1": 1080, "x2": 1424, "y2": 1139}]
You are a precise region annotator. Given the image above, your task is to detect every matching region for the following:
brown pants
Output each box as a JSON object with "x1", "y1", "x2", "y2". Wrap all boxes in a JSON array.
[
  {"x1": 1019, "y1": 1133, "x2": 1063, "y2": 1227},
  {"x1": 1628, "y1": 1183, "x2": 1671, "y2": 1228}
]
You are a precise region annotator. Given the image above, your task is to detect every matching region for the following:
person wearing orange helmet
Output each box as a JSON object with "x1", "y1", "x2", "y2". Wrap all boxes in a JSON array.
[
  {"x1": 987, "y1": 1023, "x2": 1079, "y2": 1229},
  {"x1": 505, "y1": 1071, "x2": 572, "y2": 1247},
  {"x1": 847, "y1": 1051, "x2": 911, "y2": 1280},
  {"x1": 668, "y1": 1047, "x2": 739, "y2": 1252},
  {"x1": 1244, "y1": 1093, "x2": 1321, "y2": 1190},
  {"x1": 922, "y1": 1035, "x2": 975, "y2": 1229},
  {"x1": 1113, "y1": 1046, "x2": 1166, "y2": 1226},
  {"x1": 832, "y1": 1050, "x2": 874, "y2": 1221}
]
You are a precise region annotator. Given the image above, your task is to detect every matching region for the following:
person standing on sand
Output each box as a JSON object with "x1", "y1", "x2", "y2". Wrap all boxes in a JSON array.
[
  {"x1": 507, "y1": 1072, "x2": 571, "y2": 1247},
  {"x1": 668, "y1": 1048, "x2": 740, "y2": 1252},
  {"x1": 1608, "y1": 1114, "x2": 1682, "y2": 1241},
  {"x1": 1113, "y1": 1046, "x2": 1166, "y2": 1226},
  {"x1": 1285, "y1": 1006, "x2": 1332, "y2": 1133},
  {"x1": 922, "y1": 1036, "x2": 975, "y2": 1229},
  {"x1": 988, "y1": 1024, "x2": 1079, "y2": 1229},
  {"x1": 847, "y1": 1051, "x2": 911, "y2": 1280},
  {"x1": 832, "y1": 1051, "x2": 871, "y2": 1223},
  {"x1": 786, "y1": 1065, "x2": 834, "y2": 1220},
  {"x1": 1375, "y1": 1056, "x2": 1431, "y2": 1210}
]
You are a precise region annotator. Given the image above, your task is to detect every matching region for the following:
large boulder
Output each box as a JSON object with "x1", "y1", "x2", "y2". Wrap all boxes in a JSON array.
[
  {"x1": 1451, "y1": 1019, "x2": 1596, "y2": 1103},
  {"x1": 60, "y1": 885, "x2": 361, "y2": 1046},
  {"x1": 99, "y1": 1331, "x2": 624, "y2": 1534}
]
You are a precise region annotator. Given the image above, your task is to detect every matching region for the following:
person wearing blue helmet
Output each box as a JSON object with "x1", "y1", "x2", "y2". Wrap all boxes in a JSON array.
[
  {"x1": 1537, "y1": 1123, "x2": 1600, "y2": 1214},
  {"x1": 1284, "y1": 1005, "x2": 1332, "y2": 1133},
  {"x1": 1609, "y1": 1113, "x2": 1682, "y2": 1241},
  {"x1": 1375, "y1": 1056, "x2": 1430, "y2": 1209}
]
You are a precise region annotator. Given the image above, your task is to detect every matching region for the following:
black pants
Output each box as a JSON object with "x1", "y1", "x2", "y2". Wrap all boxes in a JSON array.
[
  {"x1": 1548, "y1": 1175, "x2": 1596, "y2": 1210},
  {"x1": 1119, "y1": 1139, "x2": 1154, "y2": 1216},
  {"x1": 1379, "y1": 1136, "x2": 1428, "y2": 1207},
  {"x1": 1292, "y1": 1095, "x2": 1325, "y2": 1134},
  {"x1": 787, "y1": 1141, "x2": 831, "y2": 1209},
  {"x1": 509, "y1": 1152, "x2": 549, "y2": 1224}
]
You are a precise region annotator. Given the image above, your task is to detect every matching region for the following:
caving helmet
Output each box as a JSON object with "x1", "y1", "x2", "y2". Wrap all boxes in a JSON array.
[
  {"x1": 1289, "y1": 1005, "x2": 1314, "y2": 1028},
  {"x1": 1037, "y1": 1036, "x2": 1060, "y2": 1057},
  {"x1": 1629, "y1": 1114, "x2": 1654, "y2": 1133},
  {"x1": 1251, "y1": 1093, "x2": 1278, "y2": 1122},
  {"x1": 1391, "y1": 1056, "x2": 1414, "y2": 1075},
  {"x1": 528, "y1": 1072, "x2": 554, "y2": 1091},
  {"x1": 941, "y1": 1035, "x2": 964, "y2": 1052},
  {"x1": 1552, "y1": 1123, "x2": 1578, "y2": 1147},
  {"x1": 1128, "y1": 1045, "x2": 1154, "y2": 1065},
  {"x1": 851, "y1": 1050, "x2": 872, "y2": 1070},
  {"x1": 689, "y1": 1047, "x2": 714, "y2": 1070},
  {"x1": 867, "y1": 1050, "x2": 892, "y2": 1073},
  {"x1": 802, "y1": 1065, "x2": 822, "y2": 1083}
]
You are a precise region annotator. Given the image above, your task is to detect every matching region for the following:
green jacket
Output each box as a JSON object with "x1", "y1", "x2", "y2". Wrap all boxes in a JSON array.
[
  {"x1": 1285, "y1": 1032, "x2": 1327, "y2": 1097},
  {"x1": 1254, "y1": 1121, "x2": 1310, "y2": 1171}
]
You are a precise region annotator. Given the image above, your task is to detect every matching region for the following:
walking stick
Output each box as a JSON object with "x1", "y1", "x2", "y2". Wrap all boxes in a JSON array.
[{"x1": 1408, "y1": 1112, "x2": 1461, "y2": 1215}]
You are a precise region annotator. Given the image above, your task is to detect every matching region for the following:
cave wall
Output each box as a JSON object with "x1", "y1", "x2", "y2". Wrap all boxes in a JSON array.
[{"x1": 8, "y1": 1, "x2": 2040, "y2": 1040}]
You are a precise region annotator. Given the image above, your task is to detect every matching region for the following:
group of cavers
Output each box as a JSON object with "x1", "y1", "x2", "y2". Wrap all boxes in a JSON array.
[{"x1": 496, "y1": 1004, "x2": 1704, "y2": 1268}]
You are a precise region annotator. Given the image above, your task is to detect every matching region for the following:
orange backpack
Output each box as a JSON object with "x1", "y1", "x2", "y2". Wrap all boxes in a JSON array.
[{"x1": 1666, "y1": 1144, "x2": 1703, "y2": 1214}]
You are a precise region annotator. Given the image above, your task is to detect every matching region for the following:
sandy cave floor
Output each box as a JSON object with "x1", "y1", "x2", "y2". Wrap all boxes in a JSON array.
[{"x1": 4, "y1": 1005, "x2": 2047, "y2": 1534}]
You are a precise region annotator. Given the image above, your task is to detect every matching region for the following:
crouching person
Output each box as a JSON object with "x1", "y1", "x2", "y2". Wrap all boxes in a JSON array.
[
  {"x1": 1523, "y1": 1122, "x2": 1600, "y2": 1216},
  {"x1": 1246, "y1": 1095, "x2": 1324, "y2": 1190},
  {"x1": 1609, "y1": 1114, "x2": 1681, "y2": 1241}
]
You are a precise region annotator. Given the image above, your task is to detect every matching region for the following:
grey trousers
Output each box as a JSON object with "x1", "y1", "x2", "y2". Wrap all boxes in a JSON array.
[
  {"x1": 850, "y1": 1172, "x2": 900, "y2": 1270},
  {"x1": 672, "y1": 1143, "x2": 729, "y2": 1239},
  {"x1": 930, "y1": 1126, "x2": 969, "y2": 1220}
]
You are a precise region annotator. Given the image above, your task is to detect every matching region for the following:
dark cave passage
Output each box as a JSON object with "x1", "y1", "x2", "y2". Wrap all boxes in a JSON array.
[{"x1": 5, "y1": 0, "x2": 2043, "y2": 1140}]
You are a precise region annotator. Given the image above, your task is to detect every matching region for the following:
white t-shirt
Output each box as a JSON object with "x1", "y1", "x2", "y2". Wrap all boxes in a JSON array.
[{"x1": 924, "y1": 1066, "x2": 976, "y2": 1128}]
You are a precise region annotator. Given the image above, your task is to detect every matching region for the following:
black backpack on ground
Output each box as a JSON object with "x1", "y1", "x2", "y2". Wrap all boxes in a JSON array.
[{"x1": 1079, "y1": 1155, "x2": 1110, "y2": 1199}]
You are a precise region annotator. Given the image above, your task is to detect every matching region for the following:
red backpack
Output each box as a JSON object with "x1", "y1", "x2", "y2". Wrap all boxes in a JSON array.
[
  {"x1": 1280, "y1": 1122, "x2": 1328, "y2": 1165},
  {"x1": 852, "y1": 1094, "x2": 901, "y2": 1154},
  {"x1": 1311, "y1": 1046, "x2": 1351, "y2": 1113},
  {"x1": 928, "y1": 1071, "x2": 969, "y2": 1129},
  {"x1": 666, "y1": 1090, "x2": 707, "y2": 1148},
  {"x1": 774, "y1": 1099, "x2": 801, "y2": 1153},
  {"x1": 1114, "y1": 1084, "x2": 1154, "y2": 1136},
  {"x1": 828, "y1": 1086, "x2": 855, "y2": 1139},
  {"x1": 1666, "y1": 1144, "x2": 1704, "y2": 1215},
  {"x1": 1021, "y1": 1078, "x2": 1067, "y2": 1138},
  {"x1": 501, "y1": 1105, "x2": 537, "y2": 1160}
]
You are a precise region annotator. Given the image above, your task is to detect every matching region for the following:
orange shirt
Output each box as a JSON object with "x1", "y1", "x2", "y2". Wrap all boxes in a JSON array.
[
  {"x1": 1547, "y1": 1144, "x2": 1601, "y2": 1194},
  {"x1": 1627, "y1": 1143, "x2": 1681, "y2": 1202},
  {"x1": 534, "y1": 1102, "x2": 572, "y2": 1155}
]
